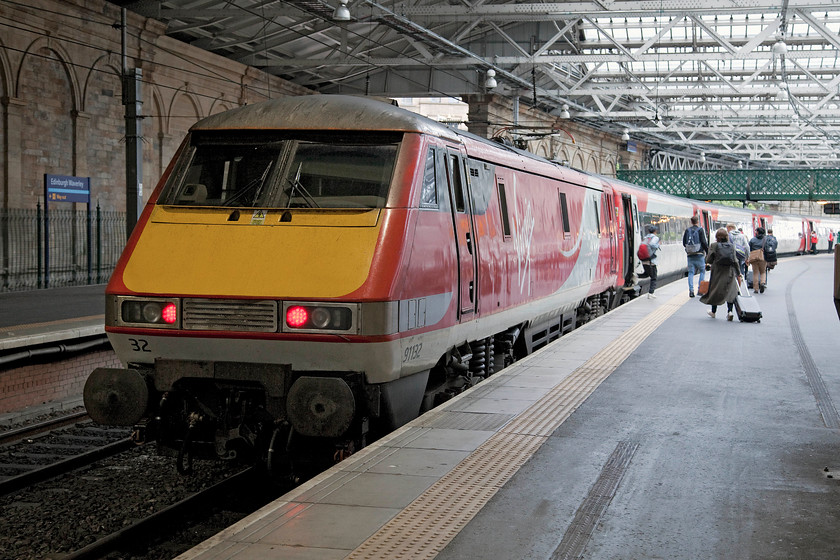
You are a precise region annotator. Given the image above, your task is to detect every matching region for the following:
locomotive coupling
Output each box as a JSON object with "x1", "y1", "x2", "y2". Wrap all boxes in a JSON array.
[{"x1": 83, "y1": 367, "x2": 150, "y2": 426}]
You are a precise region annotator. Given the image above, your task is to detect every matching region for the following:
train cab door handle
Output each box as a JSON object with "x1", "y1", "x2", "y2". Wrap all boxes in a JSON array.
[
  {"x1": 466, "y1": 232, "x2": 473, "y2": 254},
  {"x1": 469, "y1": 281, "x2": 474, "y2": 302}
]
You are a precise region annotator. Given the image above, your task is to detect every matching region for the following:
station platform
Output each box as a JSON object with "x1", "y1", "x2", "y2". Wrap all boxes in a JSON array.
[
  {"x1": 0, "y1": 284, "x2": 105, "y2": 352},
  {"x1": 177, "y1": 253, "x2": 840, "y2": 560}
]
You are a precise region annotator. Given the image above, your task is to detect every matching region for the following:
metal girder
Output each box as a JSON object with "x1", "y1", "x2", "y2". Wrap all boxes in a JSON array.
[{"x1": 115, "y1": 0, "x2": 840, "y2": 169}]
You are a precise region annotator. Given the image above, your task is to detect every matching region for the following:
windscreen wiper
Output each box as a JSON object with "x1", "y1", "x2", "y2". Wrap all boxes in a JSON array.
[{"x1": 286, "y1": 162, "x2": 320, "y2": 208}]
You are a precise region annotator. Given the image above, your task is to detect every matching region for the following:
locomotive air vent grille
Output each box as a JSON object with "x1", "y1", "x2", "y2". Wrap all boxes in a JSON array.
[{"x1": 183, "y1": 299, "x2": 277, "y2": 332}]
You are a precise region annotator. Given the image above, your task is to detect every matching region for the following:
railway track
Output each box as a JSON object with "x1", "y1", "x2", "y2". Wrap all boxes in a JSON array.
[
  {"x1": 61, "y1": 466, "x2": 268, "y2": 560},
  {"x1": 0, "y1": 413, "x2": 289, "y2": 560},
  {"x1": 0, "y1": 413, "x2": 133, "y2": 496}
]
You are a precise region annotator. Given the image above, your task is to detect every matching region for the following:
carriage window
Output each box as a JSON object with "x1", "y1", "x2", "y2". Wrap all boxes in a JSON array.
[
  {"x1": 592, "y1": 194, "x2": 600, "y2": 234},
  {"x1": 162, "y1": 132, "x2": 399, "y2": 209},
  {"x1": 420, "y1": 148, "x2": 438, "y2": 208},
  {"x1": 558, "y1": 191, "x2": 570, "y2": 233},
  {"x1": 497, "y1": 180, "x2": 511, "y2": 237}
]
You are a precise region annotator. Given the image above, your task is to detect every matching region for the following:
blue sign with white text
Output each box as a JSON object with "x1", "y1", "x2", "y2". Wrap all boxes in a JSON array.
[{"x1": 45, "y1": 174, "x2": 90, "y2": 203}]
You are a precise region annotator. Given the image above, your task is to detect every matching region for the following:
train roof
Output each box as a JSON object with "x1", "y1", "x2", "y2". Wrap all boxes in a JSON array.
[{"x1": 191, "y1": 94, "x2": 461, "y2": 142}]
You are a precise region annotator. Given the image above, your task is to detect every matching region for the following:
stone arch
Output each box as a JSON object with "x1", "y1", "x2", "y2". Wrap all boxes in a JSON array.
[
  {"x1": 556, "y1": 147, "x2": 571, "y2": 165},
  {"x1": 572, "y1": 151, "x2": 585, "y2": 171},
  {"x1": 150, "y1": 87, "x2": 170, "y2": 189},
  {"x1": 167, "y1": 87, "x2": 203, "y2": 136},
  {"x1": 16, "y1": 37, "x2": 80, "y2": 111},
  {"x1": 586, "y1": 154, "x2": 598, "y2": 173},
  {"x1": 0, "y1": 37, "x2": 13, "y2": 98},
  {"x1": 82, "y1": 54, "x2": 126, "y2": 209},
  {"x1": 602, "y1": 156, "x2": 616, "y2": 177},
  {"x1": 81, "y1": 53, "x2": 121, "y2": 113},
  {"x1": 208, "y1": 97, "x2": 236, "y2": 116},
  {"x1": 16, "y1": 37, "x2": 77, "y2": 203},
  {"x1": 535, "y1": 141, "x2": 549, "y2": 158}
]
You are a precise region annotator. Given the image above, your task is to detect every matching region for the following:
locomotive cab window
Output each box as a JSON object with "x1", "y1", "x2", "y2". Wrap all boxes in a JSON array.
[
  {"x1": 161, "y1": 131, "x2": 399, "y2": 209},
  {"x1": 420, "y1": 148, "x2": 438, "y2": 208}
]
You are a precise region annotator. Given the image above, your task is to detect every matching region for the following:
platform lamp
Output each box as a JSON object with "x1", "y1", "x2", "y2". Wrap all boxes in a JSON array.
[
  {"x1": 621, "y1": 129, "x2": 630, "y2": 141},
  {"x1": 558, "y1": 104, "x2": 570, "y2": 119},
  {"x1": 484, "y1": 69, "x2": 497, "y2": 89},
  {"x1": 333, "y1": 0, "x2": 351, "y2": 21}
]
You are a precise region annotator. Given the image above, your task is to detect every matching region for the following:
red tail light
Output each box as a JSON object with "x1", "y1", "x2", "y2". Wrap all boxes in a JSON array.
[{"x1": 286, "y1": 306, "x2": 309, "y2": 328}]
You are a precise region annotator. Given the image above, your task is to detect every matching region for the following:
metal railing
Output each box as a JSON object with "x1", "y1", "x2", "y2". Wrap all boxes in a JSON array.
[
  {"x1": 0, "y1": 205, "x2": 125, "y2": 292},
  {"x1": 618, "y1": 169, "x2": 840, "y2": 201}
]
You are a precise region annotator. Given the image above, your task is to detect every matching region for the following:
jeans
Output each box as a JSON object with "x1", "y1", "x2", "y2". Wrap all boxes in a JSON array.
[
  {"x1": 711, "y1": 302, "x2": 734, "y2": 313},
  {"x1": 686, "y1": 254, "x2": 706, "y2": 293}
]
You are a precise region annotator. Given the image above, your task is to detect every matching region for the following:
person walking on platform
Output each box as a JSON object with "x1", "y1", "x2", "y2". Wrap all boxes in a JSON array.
[
  {"x1": 637, "y1": 224, "x2": 661, "y2": 299},
  {"x1": 763, "y1": 228, "x2": 779, "y2": 284},
  {"x1": 683, "y1": 215, "x2": 709, "y2": 297},
  {"x1": 829, "y1": 230, "x2": 835, "y2": 252},
  {"x1": 748, "y1": 227, "x2": 768, "y2": 294},
  {"x1": 726, "y1": 224, "x2": 749, "y2": 277},
  {"x1": 701, "y1": 228, "x2": 742, "y2": 320}
]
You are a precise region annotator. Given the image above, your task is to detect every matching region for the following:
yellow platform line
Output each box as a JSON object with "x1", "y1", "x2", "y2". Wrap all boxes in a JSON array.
[{"x1": 347, "y1": 293, "x2": 687, "y2": 560}]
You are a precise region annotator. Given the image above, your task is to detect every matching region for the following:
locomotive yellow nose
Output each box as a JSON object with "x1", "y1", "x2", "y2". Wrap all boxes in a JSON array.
[{"x1": 121, "y1": 207, "x2": 382, "y2": 298}]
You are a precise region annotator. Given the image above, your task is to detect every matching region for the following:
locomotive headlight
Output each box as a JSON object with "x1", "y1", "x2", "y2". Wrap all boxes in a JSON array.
[
  {"x1": 118, "y1": 298, "x2": 180, "y2": 328},
  {"x1": 282, "y1": 302, "x2": 357, "y2": 333},
  {"x1": 310, "y1": 307, "x2": 332, "y2": 329}
]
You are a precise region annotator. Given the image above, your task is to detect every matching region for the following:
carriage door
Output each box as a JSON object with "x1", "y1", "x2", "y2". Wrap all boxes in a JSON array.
[
  {"x1": 446, "y1": 149, "x2": 477, "y2": 318},
  {"x1": 701, "y1": 210, "x2": 711, "y2": 242},
  {"x1": 602, "y1": 189, "x2": 616, "y2": 273},
  {"x1": 621, "y1": 194, "x2": 635, "y2": 285}
]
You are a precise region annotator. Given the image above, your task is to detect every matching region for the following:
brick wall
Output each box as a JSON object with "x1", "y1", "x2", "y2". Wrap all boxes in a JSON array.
[{"x1": 0, "y1": 349, "x2": 121, "y2": 414}]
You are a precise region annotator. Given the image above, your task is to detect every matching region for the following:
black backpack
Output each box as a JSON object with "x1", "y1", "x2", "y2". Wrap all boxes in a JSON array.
[{"x1": 715, "y1": 242, "x2": 736, "y2": 266}]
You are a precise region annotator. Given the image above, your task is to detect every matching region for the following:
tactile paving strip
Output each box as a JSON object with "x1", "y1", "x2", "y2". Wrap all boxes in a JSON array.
[{"x1": 347, "y1": 294, "x2": 686, "y2": 560}]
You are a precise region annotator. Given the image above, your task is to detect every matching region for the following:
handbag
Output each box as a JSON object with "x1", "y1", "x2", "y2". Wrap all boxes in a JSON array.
[
  {"x1": 748, "y1": 236, "x2": 766, "y2": 264},
  {"x1": 698, "y1": 279, "x2": 710, "y2": 295}
]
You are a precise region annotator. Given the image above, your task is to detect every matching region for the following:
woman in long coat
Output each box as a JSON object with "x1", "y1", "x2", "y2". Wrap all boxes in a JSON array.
[{"x1": 701, "y1": 228, "x2": 742, "y2": 320}]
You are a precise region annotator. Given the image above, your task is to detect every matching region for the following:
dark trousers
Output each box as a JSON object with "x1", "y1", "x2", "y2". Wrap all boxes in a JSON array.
[{"x1": 639, "y1": 263, "x2": 658, "y2": 293}]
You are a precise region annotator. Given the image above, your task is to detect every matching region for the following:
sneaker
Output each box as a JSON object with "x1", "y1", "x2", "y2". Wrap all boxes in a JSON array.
[
  {"x1": 727, "y1": 312, "x2": 734, "y2": 321},
  {"x1": 689, "y1": 291, "x2": 695, "y2": 298},
  {"x1": 708, "y1": 311, "x2": 715, "y2": 318},
  {"x1": 759, "y1": 284, "x2": 765, "y2": 293},
  {"x1": 647, "y1": 293, "x2": 657, "y2": 299}
]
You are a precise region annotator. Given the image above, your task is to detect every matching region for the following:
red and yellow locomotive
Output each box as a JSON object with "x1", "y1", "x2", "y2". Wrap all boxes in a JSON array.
[{"x1": 83, "y1": 95, "x2": 839, "y2": 472}]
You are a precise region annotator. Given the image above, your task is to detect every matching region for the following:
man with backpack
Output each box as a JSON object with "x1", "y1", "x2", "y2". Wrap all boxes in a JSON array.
[
  {"x1": 683, "y1": 215, "x2": 709, "y2": 297},
  {"x1": 726, "y1": 224, "x2": 749, "y2": 277},
  {"x1": 637, "y1": 224, "x2": 661, "y2": 299}
]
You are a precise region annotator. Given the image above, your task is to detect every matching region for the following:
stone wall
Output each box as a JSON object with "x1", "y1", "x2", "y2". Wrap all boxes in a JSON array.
[
  {"x1": 463, "y1": 94, "x2": 647, "y2": 178},
  {"x1": 0, "y1": 0, "x2": 309, "y2": 212}
]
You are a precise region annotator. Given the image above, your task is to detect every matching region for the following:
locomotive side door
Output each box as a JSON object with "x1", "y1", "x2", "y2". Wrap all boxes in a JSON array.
[
  {"x1": 445, "y1": 149, "x2": 477, "y2": 318},
  {"x1": 621, "y1": 193, "x2": 635, "y2": 287},
  {"x1": 602, "y1": 188, "x2": 617, "y2": 274}
]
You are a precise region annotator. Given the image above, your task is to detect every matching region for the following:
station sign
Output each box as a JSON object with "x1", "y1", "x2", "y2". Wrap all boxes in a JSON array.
[{"x1": 45, "y1": 174, "x2": 90, "y2": 203}]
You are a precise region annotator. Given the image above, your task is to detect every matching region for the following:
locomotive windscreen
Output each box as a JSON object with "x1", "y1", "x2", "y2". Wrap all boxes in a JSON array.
[{"x1": 161, "y1": 131, "x2": 400, "y2": 209}]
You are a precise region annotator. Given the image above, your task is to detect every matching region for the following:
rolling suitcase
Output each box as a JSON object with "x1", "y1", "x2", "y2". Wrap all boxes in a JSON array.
[{"x1": 734, "y1": 278, "x2": 762, "y2": 323}]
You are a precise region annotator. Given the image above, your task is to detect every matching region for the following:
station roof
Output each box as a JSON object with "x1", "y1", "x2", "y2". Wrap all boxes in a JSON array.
[{"x1": 115, "y1": 0, "x2": 840, "y2": 169}]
